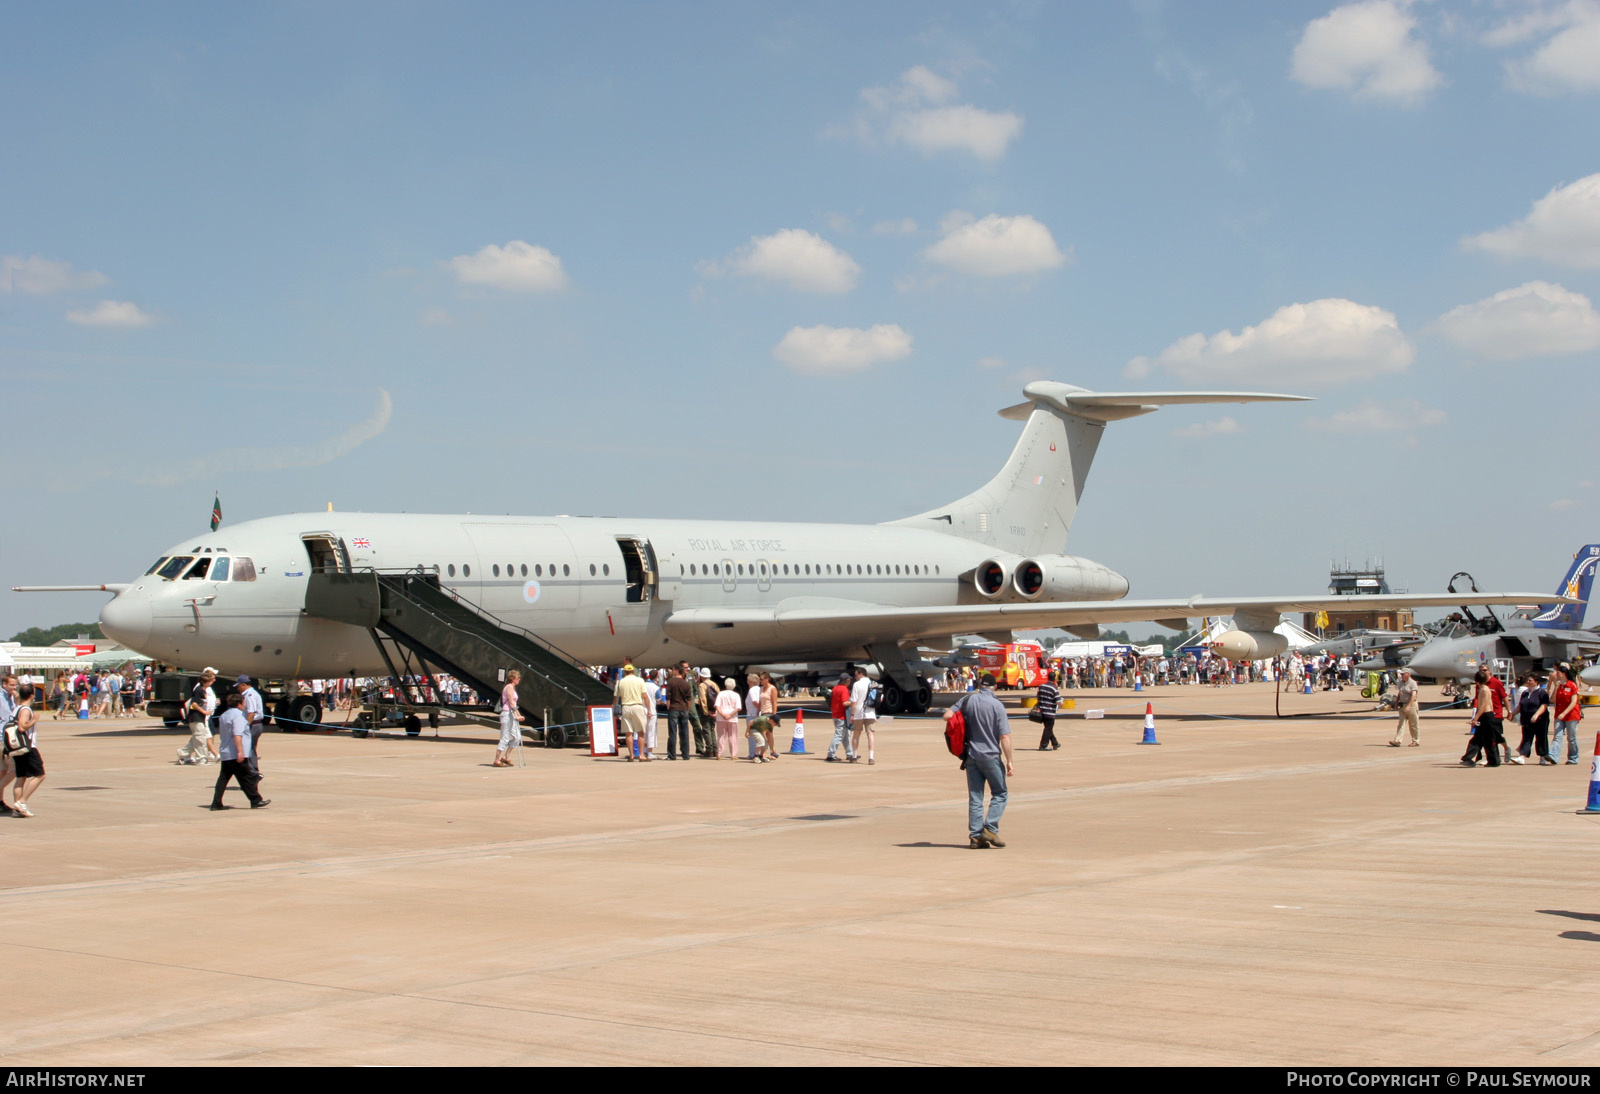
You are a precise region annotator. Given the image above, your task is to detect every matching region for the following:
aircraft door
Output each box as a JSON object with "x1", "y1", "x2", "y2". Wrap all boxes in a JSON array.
[
  {"x1": 615, "y1": 538, "x2": 657, "y2": 604},
  {"x1": 301, "y1": 533, "x2": 350, "y2": 574}
]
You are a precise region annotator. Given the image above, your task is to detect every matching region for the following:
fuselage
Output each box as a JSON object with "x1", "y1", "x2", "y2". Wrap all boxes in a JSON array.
[{"x1": 99, "y1": 512, "x2": 1128, "y2": 677}]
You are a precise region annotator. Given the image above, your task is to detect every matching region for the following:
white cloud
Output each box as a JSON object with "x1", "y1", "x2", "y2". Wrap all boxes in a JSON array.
[
  {"x1": 849, "y1": 66, "x2": 1023, "y2": 161},
  {"x1": 1461, "y1": 173, "x2": 1600, "y2": 267},
  {"x1": 873, "y1": 218, "x2": 919, "y2": 236},
  {"x1": 825, "y1": 212, "x2": 854, "y2": 234},
  {"x1": 772, "y1": 324, "x2": 912, "y2": 374},
  {"x1": 922, "y1": 211, "x2": 1069, "y2": 277},
  {"x1": 1436, "y1": 281, "x2": 1600, "y2": 359},
  {"x1": 1551, "y1": 497, "x2": 1580, "y2": 510},
  {"x1": 976, "y1": 355, "x2": 1007, "y2": 369},
  {"x1": 65, "y1": 300, "x2": 153, "y2": 328},
  {"x1": 719, "y1": 229, "x2": 860, "y2": 293},
  {"x1": 1126, "y1": 298, "x2": 1415, "y2": 386},
  {"x1": 2, "y1": 254, "x2": 109, "y2": 294},
  {"x1": 1291, "y1": 1, "x2": 1443, "y2": 105},
  {"x1": 419, "y1": 308, "x2": 454, "y2": 326},
  {"x1": 1172, "y1": 417, "x2": 1243, "y2": 439},
  {"x1": 446, "y1": 240, "x2": 568, "y2": 292},
  {"x1": 133, "y1": 389, "x2": 394, "y2": 487},
  {"x1": 1308, "y1": 398, "x2": 1446, "y2": 432},
  {"x1": 1496, "y1": 2, "x2": 1600, "y2": 94}
]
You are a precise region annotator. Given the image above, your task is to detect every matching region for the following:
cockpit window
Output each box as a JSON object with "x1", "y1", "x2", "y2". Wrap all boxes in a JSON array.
[
  {"x1": 211, "y1": 557, "x2": 231, "y2": 581},
  {"x1": 157, "y1": 556, "x2": 194, "y2": 580},
  {"x1": 145, "y1": 557, "x2": 169, "y2": 576},
  {"x1": 232, "y1": 557, "x2": 257, "y2": 582},
  {"x1": 183, "y1": 558, "x2": 211, "y2": 580}
]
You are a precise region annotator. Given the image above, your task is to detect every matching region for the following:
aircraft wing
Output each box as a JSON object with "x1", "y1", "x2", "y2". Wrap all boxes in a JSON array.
[{"x1": 663, "y1": 592, "x2": 1560, "y2": 657}]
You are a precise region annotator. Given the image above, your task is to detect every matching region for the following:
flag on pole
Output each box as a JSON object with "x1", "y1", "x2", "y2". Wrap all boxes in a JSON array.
[{"x1": 211, "y1": 493, "x2": 222, "y2": 531}]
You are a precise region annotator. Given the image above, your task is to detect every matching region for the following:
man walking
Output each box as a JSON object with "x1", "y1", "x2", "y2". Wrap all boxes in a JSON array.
[
  {"x1": 946, "y1": 672, "x2": 1013, "y2": 849},
  {"x1": 210, "y1": 693, "x2": 269, "y2": 811},
  {"x1": 850, "y1": 666, "x2": 878, "y2": 765},
  {"x1": 826, "y1": 672, "x2": 855, "y2": 762},
  {"x1": 1389, "y1": 667, "x2": 1420, "y2": 747},
  {"x1": 236, "y1": 675, "x2": 266, "y2": 777}
]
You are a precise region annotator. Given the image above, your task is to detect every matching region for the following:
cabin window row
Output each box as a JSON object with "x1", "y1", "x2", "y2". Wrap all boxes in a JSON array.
[
  {"x1": 442, "y1": 563, "x2": 590, "y2": 579},
  {"x1": 682, "y1": 562, "x2": 941, "y2": 577}
]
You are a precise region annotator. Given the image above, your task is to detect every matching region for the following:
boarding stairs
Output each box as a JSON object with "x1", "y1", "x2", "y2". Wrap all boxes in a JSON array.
[{"x1": 304, "y1": 568, "x2": 613, "y2": 743}]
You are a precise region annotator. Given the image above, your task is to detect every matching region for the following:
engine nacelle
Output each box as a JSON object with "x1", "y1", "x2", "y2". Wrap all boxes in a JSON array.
[
  {"x1": 1211, "y1": 629, "x2": 1288, "y2": 661},
  {"x1": 974, "y1": 558, "x2": 1011, "y2": 599},
  {"x1": 1010, "y1": 555, "x2": 1129, "y2": 602}
]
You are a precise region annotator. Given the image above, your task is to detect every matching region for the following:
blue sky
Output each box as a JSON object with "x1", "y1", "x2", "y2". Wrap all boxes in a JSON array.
[{"x1": 5, "y1": 1, "x2": 1599, "y2": 636}]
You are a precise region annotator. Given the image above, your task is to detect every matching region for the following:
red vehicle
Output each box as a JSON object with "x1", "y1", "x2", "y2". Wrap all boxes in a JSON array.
[{"x1": 976, "y1": 641, "x2": 1048, "y2": 688}]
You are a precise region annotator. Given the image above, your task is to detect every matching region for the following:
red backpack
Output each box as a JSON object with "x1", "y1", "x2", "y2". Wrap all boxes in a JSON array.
[{"x1": 944, "y1": 703, "x2": 968, "y2": 761}]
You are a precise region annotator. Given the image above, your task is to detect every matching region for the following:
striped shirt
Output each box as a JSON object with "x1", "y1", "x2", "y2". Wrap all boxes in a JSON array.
[{"x1": 1035, "y1": 681, "x2": 1060, "y2": 717}]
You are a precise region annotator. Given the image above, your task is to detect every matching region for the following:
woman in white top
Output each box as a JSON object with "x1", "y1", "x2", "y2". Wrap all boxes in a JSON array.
[{"x1": 494, "y1": 670, "x2": 523, "y2": 768}]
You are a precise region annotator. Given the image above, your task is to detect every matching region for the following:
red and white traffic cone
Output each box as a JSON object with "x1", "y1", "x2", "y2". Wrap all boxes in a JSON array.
[{"x1": 1139, "y1": 702, "x2": 1160, "y2": 745}]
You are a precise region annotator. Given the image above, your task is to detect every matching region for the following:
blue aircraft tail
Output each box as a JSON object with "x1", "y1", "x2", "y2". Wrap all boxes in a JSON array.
[{"x1": 1532, "y1": 544, "x2": 1600, "y2": 629}]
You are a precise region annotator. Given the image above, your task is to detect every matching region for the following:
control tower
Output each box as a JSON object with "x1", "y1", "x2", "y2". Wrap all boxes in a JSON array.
[{"x1": 1301, "y1": 561, "x2": 1415, "y2": 636}]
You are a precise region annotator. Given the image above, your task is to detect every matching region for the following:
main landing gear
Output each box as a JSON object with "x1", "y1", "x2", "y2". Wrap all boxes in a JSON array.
[{"x1": 876, "y1": 678, "x2": 934, "y2": 715}]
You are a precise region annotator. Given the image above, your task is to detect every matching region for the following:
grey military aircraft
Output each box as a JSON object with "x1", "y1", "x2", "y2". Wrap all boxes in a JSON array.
[
  {"x1": 1392, "y1": 546, "x2": 1600, "y2": 686},
  {"x1": 18, "y1": 381, "x2": 1555, "y2": 718}
]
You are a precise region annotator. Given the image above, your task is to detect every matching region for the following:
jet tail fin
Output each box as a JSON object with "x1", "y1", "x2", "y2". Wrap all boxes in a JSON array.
[
  {"x1": 886, "y1": 381, "x2": 1309, "y2": 556},
  {"x1": 1532, "y1": 545, "x2": 1600, "y2": 629}
]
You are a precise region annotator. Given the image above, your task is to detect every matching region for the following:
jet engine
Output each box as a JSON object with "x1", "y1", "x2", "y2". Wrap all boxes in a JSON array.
[
  {"x1": 1009, "y1": 555, "x2": 1129, "y2": 602},
  {"x1": 974, "y1": 558, "x2": 1011, "y2": 599},
  {"x1": 1211, "y1": 629, "x2": 1288, "y2": 661}
]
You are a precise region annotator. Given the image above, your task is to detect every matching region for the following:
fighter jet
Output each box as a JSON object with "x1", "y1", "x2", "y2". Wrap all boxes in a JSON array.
[{"x1": 1398, "y1": 546, "x2": 1600, "y2": 685}]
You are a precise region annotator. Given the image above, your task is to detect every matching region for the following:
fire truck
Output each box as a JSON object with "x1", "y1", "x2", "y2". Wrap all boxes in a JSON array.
[{"x1": 976, "y1": 641, "x2": 1049, "y2": 688}]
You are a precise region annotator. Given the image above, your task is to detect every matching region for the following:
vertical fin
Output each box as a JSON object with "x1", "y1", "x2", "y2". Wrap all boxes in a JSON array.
[{"x1": 1533, "y1": 544, "x2": 1600, "y2": 629}]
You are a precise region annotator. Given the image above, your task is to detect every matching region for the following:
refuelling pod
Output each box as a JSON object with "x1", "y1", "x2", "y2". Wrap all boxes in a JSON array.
[
  {"x1": 1211, "y1": 629, "x2": 1288, "y2": 661},
  {"x1": 1010, "y1": 555, "x2": 1130, "y2": 602},
  {"x1": 974, "y1": 558, "x2": 1011, "y2": 599}
]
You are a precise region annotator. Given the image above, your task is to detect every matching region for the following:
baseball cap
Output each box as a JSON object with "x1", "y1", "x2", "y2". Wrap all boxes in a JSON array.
[{"x1": 236, "y1": 674, "x2": 251, "y2": 684}]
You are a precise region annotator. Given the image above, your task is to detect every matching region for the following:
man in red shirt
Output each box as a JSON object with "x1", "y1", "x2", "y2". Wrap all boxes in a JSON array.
[
  {"x1": 825, "y1": 673, "x2": 855, "y2": 763},
  {"x1": 1485, "y1": 671, "x2": 1523, "y2": 764},
  {"x1": 1552, "y1": 664, "x2": 1585, "y2": 765}
]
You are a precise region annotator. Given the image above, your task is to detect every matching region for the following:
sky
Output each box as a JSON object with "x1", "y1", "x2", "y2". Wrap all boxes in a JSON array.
[{"x1": 4, "y1": 0, "x2": 1599, "y2": 638}]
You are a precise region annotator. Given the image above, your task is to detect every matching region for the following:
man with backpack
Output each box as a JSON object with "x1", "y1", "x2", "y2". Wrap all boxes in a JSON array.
[
  {"x1": 945, "y1": 672, "x2": 1013, "y2": 849},
  {"x1": 850, "y1": 666, "x2": 878, "y2": 765}
]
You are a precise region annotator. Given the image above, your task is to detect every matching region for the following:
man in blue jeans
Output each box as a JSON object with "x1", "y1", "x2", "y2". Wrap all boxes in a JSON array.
[{"x1": 946, "y1": 672, "x2": 1013, "y2": 848}]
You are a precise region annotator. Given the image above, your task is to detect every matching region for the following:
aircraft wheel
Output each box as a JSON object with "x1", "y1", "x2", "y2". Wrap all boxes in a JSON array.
[
  {"x1": 545, "y1": 725, "x2": 568, "y2": 748},
  {"x1": 288, "y1": 696, "x2": 323, "y2": 729},
  {"x1": 911, "y1": 684, "x2": 933, "y2": 713},
  {"x1": 404, "y1": 714, "x2": 422, "y2": 736},
  {"x1": 879, "y1": 681, "x2": 905, "y2": 715}
]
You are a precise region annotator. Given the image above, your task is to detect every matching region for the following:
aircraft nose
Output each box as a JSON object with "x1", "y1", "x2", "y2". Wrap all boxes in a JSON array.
[{"x1": 100, "y1": 595, "x2": 152, "y2": 650}]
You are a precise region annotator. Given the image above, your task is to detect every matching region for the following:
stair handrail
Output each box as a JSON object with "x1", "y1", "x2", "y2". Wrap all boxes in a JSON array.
[{"x1": 366, "y1": 571, "x2": 607, "y2": 706}]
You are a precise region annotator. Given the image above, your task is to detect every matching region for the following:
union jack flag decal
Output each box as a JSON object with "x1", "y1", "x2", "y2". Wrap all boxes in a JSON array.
[{"x1": 351, "y1": 537, "x2": 371, "y2": 549}]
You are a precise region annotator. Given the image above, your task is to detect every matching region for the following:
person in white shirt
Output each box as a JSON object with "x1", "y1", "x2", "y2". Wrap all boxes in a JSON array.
[
  {"x1": 641, "y1": 673, "x2": 661, "y2": 760},
  {"x1": 850, "y1": 666, "x2": 878, "y2": 766}
]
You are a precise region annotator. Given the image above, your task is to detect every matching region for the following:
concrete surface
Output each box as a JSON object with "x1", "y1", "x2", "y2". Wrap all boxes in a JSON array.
[{"x1": 3, "y1": 683, "x2": 1598, "y2": 1066}]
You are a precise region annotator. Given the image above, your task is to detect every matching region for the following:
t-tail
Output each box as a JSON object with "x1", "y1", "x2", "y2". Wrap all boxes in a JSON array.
[
  {"x1": 1532, "y1": 544, "x2": 1600, "y2": 629},
  {"x1": 887, "y1": 381, "x2": 1309, "y2": 556}
]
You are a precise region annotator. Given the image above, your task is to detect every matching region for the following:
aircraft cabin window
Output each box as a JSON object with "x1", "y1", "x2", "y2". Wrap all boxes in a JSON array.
[
  {"x1": 535, "y1": 564, "x2": 542, "y2": 576},
  {"x1": 157, "y1": 556, "x2": 193, "y2": 581},
  {"x1": 232, "y1": 557, "x2": 257, "y2": 582},
  {"x1": 520, "y1": 564, "x2": 527, "y2": 576},
  {"x1": 589, "y1": 564, "x2": 596, "y2": 576},
  {"x1": 493, "y1": 565, "x2": 501, "y2": 577},
  {"x1": 737, "y1": 564, "x2": 744, "y2": 576},
  {"x1": 448, "y1": 564, "x2": 456, "y2": 577},
  {"x1": 783, "y1": 564, "x2": 789, "y2": 575},
  {"x1": 463, "y1": 564, "x2": 471, "y2": 577},
  {"x1": 212, "y1": 557, "x2": 231, "y2": 581},
  {"x1": 563, "y1": 565, "x2": 570, "y2": 576},
  {"x1": 145, "y1": 558, "x2": 169, "y2": 575},
  {"x1": 935, "y1": 565, "x2": 940, "y2": 574},
  {"x1": 183, "y1": 558, "x2": 211, "y2": 580}
]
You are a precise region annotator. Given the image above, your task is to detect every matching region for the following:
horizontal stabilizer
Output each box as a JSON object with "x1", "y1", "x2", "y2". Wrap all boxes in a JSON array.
[{"x1": 999, "y1": 381, "x2": 1310, "y2": 422}]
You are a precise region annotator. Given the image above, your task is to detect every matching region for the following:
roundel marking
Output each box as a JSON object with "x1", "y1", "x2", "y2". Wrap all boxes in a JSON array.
[
  {"x1": 522, "y1": 581, "x2": 541, "y2": 604},
  {"x1": 1048, "y1": 442, "x2": 1056, "y2": 451}
]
